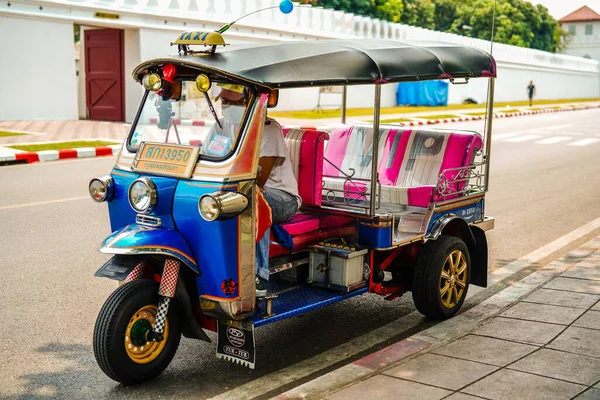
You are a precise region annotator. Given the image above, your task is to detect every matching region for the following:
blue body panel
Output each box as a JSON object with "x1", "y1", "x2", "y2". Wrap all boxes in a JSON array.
[
  {"x1": 358, "y1": 223, "x2": 392, "y2": 248},
  {"x1": 172, "y1": 181, "x2": 241, "y2": 300},
  {"x1": 108, "y1": 169, "x2": 139, "y2": 231},
  {"x1": 427, "y1": 199, "x2": 485, "y2": 235},
  {"x1": 101, "y1": 224, "x2": 198, "y2": 272}
]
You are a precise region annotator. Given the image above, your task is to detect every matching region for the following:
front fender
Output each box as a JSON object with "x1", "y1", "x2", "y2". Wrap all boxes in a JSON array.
[{"x1": 99, "y1": 224, "x2": 199, "y2": 274}]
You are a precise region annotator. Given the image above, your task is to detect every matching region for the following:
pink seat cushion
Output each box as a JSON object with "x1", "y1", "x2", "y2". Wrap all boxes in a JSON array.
[{"x1": 279, "y1": 213, "x2": 320, "y2": 236}]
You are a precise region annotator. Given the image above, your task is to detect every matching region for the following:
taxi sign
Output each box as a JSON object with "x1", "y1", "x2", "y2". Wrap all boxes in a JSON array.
[
  {"x1": 172, "y1": 31, "x2": 228, "y2": 46},
  {"x1": 132, "y1": 142, "x2": 200, "y2": 179}
]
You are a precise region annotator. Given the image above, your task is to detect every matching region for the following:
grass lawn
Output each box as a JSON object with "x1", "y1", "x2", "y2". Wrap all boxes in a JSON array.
[
  {"x1": 8, "y1": 140, "x2": 119, "y2": 152},
  {"x1": 269, "y1": 98, "x2": 600, "y2": 119},
  {"x1": 0, "y1": 131, "x2": 26, "y2": 137},
  {"x1": 497, "y1": 108, "x2": 521, "y2": 113},
  {"x1": 465, "y1": 111, "x2": 488, "y2": 116}
]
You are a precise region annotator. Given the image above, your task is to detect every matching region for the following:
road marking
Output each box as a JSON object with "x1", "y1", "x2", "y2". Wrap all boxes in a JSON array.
[
  {"x1": 0, "y1": 196, "x2": 89, "y2": 211},
  {"x1": 504, "y1": 135, "x2": 542, "y2": 143},
  {"x1": 209, "y1": 217, "x2": 600, "y2": 400},
  {"x1": 537, "y1": 123, "x2": 573, "y2": 131},
  {"x1": 536, "y1": 136, "x2": 571, "y2": 144},
  {"x1": 569, "y1": 138, "x2": 600, "y2": 147},
  {"x1": 492, "y1": 133, "x2": 517, "y2": 140}
]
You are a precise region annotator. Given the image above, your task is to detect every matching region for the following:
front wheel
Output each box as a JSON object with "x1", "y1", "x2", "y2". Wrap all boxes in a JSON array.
[
  {"x1": 93, "y1": 280, "x2": 181, "y2": 385},
  {"x1": 412, "y1": 235, "x2": 471, "y2": 320}
]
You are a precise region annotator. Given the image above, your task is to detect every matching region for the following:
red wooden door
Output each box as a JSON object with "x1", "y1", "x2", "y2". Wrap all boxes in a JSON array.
[{"x1": 85, "y1": 29, "x2": 124, "y2": 121}]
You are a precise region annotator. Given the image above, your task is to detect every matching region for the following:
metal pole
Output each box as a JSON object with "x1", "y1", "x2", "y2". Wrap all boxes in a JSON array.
[
  {"x1": 483, "y1": 78, "x2": 495, "y2": 192},
  {"x1": 370, "y1": 84, "x2": 381, "y2": 216},
  {"x1": 341, "y1": 85, "x2": 348, "y2": 124}
]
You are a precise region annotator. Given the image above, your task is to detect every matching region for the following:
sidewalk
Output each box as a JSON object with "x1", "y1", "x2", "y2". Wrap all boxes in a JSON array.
[{"x1": 275, "y1": 236, "x2": 600, "y2": 400}]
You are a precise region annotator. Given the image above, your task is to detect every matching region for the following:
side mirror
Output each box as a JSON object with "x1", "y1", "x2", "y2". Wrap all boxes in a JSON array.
[{"x1": 267, "y1": 90, "x2": 279, "y2": 108}]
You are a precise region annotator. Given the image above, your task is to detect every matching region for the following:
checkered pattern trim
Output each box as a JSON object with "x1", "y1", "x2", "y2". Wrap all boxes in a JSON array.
[
  {"x1": 153, "y1": 297, "x2": 171, "y2": 334},
  {"x1": 125, "y1": 261, "x2": 146, "y2": 282},
  {"x1": 158, "y1": 259, "x2": 180, "y2": 297}
]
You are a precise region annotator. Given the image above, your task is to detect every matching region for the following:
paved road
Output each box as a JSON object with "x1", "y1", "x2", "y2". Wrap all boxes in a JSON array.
[{"x1": 0, "y1": 109, "x2": 599, "y2": 399}]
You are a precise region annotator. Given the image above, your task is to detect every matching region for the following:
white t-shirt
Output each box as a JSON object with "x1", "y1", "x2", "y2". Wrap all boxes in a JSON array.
[{"x1": 261, "y1": 118, "x2": 302, "y2": 208}]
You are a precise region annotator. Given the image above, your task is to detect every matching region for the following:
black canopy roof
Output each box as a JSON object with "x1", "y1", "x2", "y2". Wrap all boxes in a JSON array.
[{"x1": 133, "y1": 39, "x2": 496, "y2": 89}]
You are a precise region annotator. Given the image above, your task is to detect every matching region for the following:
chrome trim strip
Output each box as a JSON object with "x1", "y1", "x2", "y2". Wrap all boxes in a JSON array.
[
  {"x1": 98, "y1": 246, "x2": 198, "y2": 273},
  {"x1": 135, "y1": 214, "x2": 162, "y2": 228}
]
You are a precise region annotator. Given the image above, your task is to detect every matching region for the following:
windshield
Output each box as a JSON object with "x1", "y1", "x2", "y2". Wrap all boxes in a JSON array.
[{"x1": 127, "y1": 80, "x2": 251, "y2": 160}]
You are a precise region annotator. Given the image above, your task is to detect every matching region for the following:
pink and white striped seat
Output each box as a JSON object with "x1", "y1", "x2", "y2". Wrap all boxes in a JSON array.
[{"x1": 322, "y1": 124, "x2": 482, "y2": 208}]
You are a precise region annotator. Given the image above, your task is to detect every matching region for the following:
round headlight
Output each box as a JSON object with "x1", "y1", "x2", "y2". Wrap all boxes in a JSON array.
[
  {"x1": 89, "y1": 176, "x2": 113, "y2": 202},
  {"x1": 128, "y1": 177, "x2": 158, "y2": 213},
  {"x1": 196, "y1": 74, "x2": 211, "y2": 92},
  {"x1": 199, "y1": 195, "x2": 221, "y2": 221},
  {"x1": 143, "y1": 73, "x2": 162, "y2": 91}
]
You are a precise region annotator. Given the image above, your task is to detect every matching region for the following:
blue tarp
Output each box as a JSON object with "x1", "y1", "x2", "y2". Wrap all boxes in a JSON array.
[{"x1": 396, "y1": 80, "x2": 449, "y2": 106}]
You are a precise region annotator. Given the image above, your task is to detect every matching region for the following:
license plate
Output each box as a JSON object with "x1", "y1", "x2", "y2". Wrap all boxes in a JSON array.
[
  {"x1": 132, "y1": 142, "x2": 200, "y2": 179},
  {"x1": 216, "y1": 320, "x2": 256, "y2": 369}
]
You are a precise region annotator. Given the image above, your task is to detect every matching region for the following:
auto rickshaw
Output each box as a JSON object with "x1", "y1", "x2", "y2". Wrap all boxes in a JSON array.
[{"x1": 89, "y1": 2, "x2": 496, "y2": 385}]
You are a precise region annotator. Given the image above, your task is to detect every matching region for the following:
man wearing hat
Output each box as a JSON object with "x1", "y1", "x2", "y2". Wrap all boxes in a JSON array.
[{"x1": 209, "y1": 84, "x2": 301, "y2": 295}]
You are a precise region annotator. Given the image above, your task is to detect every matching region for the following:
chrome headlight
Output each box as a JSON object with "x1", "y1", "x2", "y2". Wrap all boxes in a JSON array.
[
  {"x1": 128, "y1": 177, "x2": 158, "y2": 213},
  {"x1": 199, "y1": 191, "x2": 248, "y2": 221},
  {"x1": 89, "y1": 175, "x2": 114, "y2": 202}
]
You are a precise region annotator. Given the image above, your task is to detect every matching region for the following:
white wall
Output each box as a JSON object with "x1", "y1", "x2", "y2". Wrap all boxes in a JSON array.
[
  {"x1": 1, "y1": 0, "x2": 599, "y2": 120},
  {"x1": 0, "y1": 15, "x2": 78, "y2": 120},
  {"x1": 124, "y1": 28, "x2": 143, "y2": 123}
]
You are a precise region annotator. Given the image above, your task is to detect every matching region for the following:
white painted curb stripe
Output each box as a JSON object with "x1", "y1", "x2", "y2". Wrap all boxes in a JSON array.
[
  {"x1": 37, "y1": 150, "x2": 59, "y2": 162},
  {"x1": 76, "y1": 147, "x2": 96, "y2": 158}
]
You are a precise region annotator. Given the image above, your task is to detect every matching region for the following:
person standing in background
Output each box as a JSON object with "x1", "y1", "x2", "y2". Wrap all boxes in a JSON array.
[{"x1": 527, "y1": 81, "x2": 536, "y2": 107}]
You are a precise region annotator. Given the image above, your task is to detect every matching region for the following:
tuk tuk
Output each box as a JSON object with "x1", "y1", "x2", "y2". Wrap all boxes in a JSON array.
[{"x1": 89, "y1": 11, "x2": 496, "y2": 384}]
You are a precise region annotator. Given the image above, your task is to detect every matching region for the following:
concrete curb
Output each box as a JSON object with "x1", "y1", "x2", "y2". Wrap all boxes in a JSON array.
[
  {"x1": 272, "y1": 237, "x2": 600, "y2": 400},
  {"x1": 0, "y1": 144, "x2": 122, "y2": 165}
]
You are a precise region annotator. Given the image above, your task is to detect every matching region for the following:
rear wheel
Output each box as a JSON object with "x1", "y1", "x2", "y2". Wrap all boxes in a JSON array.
[
  {"x1": 412, "y1": 235, "x2": 471, "y2": 320},
  {"x1": 94, "y1": 280, "x2": 181, "y2": 385}
]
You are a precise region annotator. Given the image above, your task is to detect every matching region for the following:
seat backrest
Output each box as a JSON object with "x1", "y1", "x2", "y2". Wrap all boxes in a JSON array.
[
  {"x1": 396, "y1": 129, "x2": 483, "y2": 191},
  {"x1": 283, "y1": 128, "x2": 329, "y2": 207},
  {"x1": 323, "y1": 124, "x2": 411, "y2": 184}
]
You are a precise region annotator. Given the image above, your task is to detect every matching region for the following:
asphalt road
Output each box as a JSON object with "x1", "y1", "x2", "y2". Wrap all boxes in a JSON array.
[{"x1": 0, "y1": 109, "x2": 599, "y2": 399}]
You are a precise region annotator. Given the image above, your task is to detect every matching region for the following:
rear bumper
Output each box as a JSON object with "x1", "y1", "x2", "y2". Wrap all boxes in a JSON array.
[{"x1": 471, "y1": 216, "x2": 494, "y2": 231}]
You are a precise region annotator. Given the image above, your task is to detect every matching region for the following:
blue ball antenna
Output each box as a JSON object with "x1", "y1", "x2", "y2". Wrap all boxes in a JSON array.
[{"x1": 279, "y1": 0, "x2": 294, "y2": 14}]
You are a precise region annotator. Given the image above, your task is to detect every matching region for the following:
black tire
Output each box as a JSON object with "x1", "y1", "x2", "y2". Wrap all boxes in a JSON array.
[
  {"x1": 412, "y1": 235, "x2": 471, "y2": 320},
  {"x1": 93, "y1": 280, "x2": 181, "y2": 385}
]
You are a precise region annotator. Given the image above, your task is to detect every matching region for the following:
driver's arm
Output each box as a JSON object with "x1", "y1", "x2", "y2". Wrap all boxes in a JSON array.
[{"x1": 257, "y1": 157, "x2": 277, "y2": 187}]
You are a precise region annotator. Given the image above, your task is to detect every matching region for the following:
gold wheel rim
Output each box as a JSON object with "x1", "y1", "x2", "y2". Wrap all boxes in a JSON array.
[
  {"x1": 124, "y1": 305, "x2": 169, "y2": 364},
  {"x1": 439, "y1": 250, "x2": 468, "y2": 309}
]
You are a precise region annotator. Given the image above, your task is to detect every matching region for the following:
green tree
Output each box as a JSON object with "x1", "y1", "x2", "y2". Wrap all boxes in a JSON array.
[
  {"x1": 433, "y1": 0, "x2": 459, "y2": 32},
  {"x1": 375, "y1": 0, "x2": 404, "y2": 23},
  {"x1": 400, "y1": 0, "x2": 435, "y2": 29},
  {"x1": 307, "y1": 0, "x2": 565, "y2": 52}
]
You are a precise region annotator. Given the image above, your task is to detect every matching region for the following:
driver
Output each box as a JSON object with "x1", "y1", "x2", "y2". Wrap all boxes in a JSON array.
[
  {"x1": 255, "y1": 114, "x2": 302, "y2": 295},
  {"x1": 207, "y1": 84, "x2": 301, "y2": 295}
]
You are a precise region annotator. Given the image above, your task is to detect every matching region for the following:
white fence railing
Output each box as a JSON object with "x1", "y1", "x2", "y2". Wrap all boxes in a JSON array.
[{"x1": 5, "y1": 0, "x2": 599, "y2": 73}]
